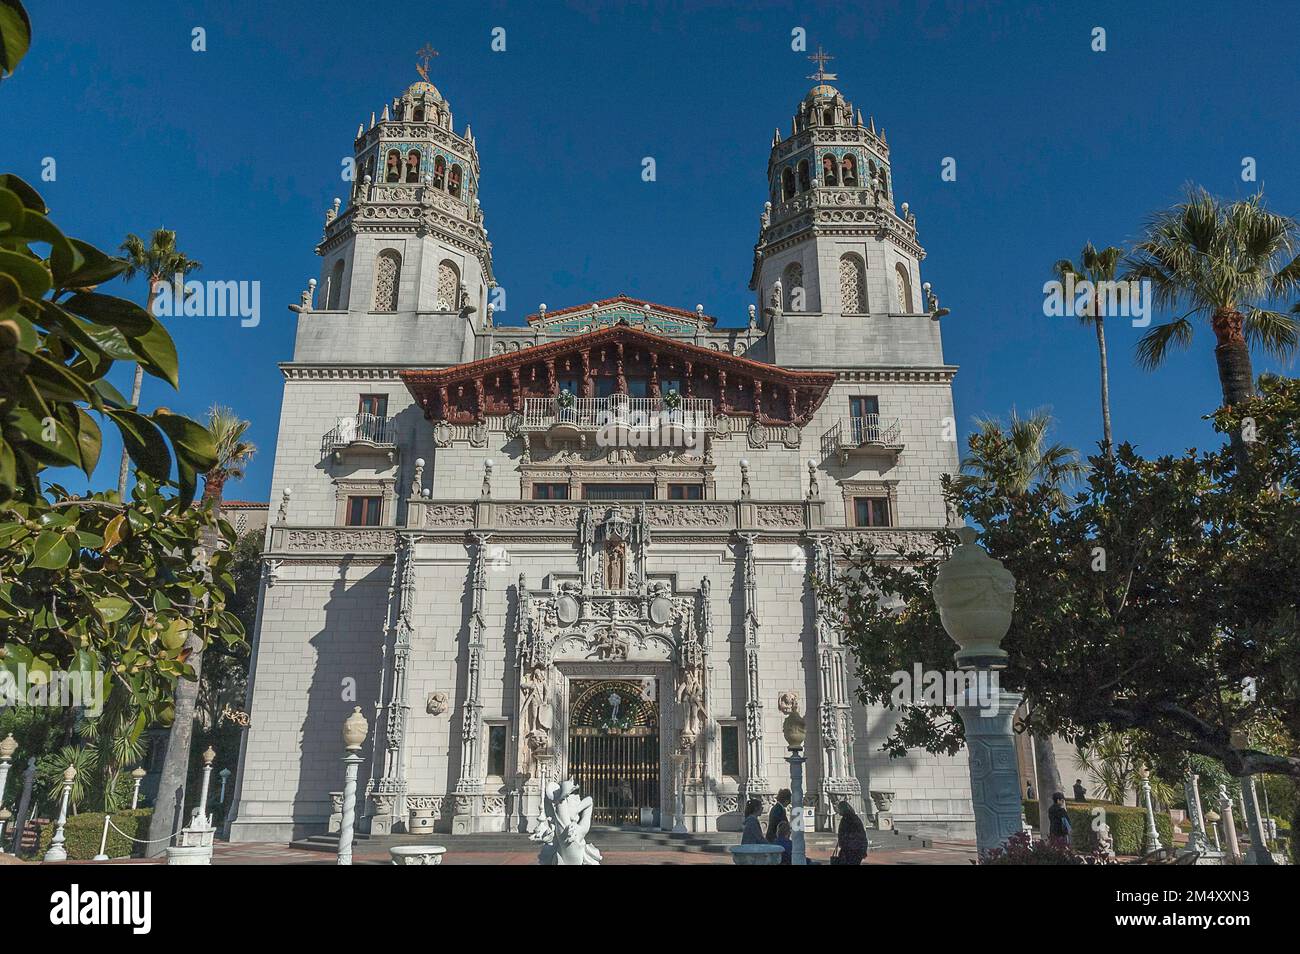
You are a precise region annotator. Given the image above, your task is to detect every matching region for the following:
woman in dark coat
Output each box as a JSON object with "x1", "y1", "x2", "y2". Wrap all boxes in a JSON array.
[
  {"x1": 741, "y1": 798, "x2": 766, "y2": 844},
  {"x1": 832, "y1": 800, "x2": 868, "y2": 864}
]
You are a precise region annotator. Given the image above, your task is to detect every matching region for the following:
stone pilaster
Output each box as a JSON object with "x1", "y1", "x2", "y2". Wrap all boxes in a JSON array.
[
  {"x1": 452, "y1": 532, "x2": 490, "y2": 832},
  {"x1": 809, "y1": 535, "x2": 861, "y2": 827},
  {"x1": 367, "y1": 533, "x2": 415, "y2": 833},
  {"x1": 738, "y1": 533, "x2": 768, "y2": 798}
]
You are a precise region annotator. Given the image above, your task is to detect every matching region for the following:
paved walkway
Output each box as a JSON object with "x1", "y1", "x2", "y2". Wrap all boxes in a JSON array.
[{"x1": 205, "y1": 839, "x2": 977, "y2": 865}]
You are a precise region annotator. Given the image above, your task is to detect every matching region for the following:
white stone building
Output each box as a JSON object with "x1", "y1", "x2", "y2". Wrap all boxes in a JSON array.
[{"x1": 227, "y1": 69, "x2": 974, "y2": 842}]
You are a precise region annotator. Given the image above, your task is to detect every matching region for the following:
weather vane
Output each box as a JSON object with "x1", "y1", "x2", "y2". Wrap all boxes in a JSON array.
[
  {"x1": 416, "y1": 44, "x2": 439, "y2": 82},
  {"x1": 807, "y1": 45, "x2": 837, "y2": 83}
]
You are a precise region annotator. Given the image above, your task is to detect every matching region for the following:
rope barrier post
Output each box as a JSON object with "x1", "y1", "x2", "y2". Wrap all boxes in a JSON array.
[{"x1": 93, "y1": 814, "x2": 112, "y2": 861}]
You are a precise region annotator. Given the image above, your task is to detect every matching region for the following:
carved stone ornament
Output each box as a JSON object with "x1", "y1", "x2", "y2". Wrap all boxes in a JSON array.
[{"x1": 426, "y1": 691, "x2": 449, "y2": 716}]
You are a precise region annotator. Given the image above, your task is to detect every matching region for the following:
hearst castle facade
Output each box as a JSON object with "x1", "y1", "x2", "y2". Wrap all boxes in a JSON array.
[{"x1": 227, "y1": 68, "x2": 973, "y2": 842}]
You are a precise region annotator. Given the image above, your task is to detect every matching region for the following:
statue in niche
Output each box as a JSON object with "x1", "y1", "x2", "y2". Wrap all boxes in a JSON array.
[
  {"x1": 605, "y1": 543, "x2": 626, "y2": 590},
  {"x1": 519, "y1": 665, "x2": 552, "y2": 762},
  {"x1": 676, "y1": 664, "x2": 707, "y2": 738}
]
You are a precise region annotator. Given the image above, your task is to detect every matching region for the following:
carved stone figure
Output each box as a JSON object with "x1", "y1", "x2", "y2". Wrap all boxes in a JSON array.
[
  {"x1": 530, "y1": 779, "x2": 602, "y2": 865},
  {"x1": 605, "y1": 543, "x2": 626, "y2": 590},
  {"x1": 519, "y1": 665, "x2": 552, "y2": 752},
  {"x1": 676, "y1": 665, "x2": 707, "y2": 737},
  {"x1": 425, "y1": 691, "x2": 449, "y2": 716}
]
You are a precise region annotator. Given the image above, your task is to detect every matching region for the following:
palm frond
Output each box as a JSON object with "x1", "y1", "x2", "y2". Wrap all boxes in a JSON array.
[
  {"x1": 1135, "y1": 317, "x2": 1195, "y2": 370},
  {"x1": 1243, "y1": 308, "x2": 1300, "y2": 360}
]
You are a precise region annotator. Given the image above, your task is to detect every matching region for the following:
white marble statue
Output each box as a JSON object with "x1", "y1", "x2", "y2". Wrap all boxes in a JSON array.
[{"x1": 531, "y1": 779, "x2": 602, "y2": 865}]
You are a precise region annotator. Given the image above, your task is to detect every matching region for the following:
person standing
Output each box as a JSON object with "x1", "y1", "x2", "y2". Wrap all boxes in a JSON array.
[
  {"x1": 1073, "y1": 779, "x2": 1087, "y2": 801},
  {"x1": 1048, "y1": 792, "x2": 1073, "y2": 843},
  {"x1": 741, "y1": 798, "x2": 766, "y2": 844},
  {"x1": 775, "y1": 820, "x2": 794, "y2": 864},
  {"x1": 767, "y1": 788, "x2": 791, "y2": 841},
  {"x1": 831, "y1": 801, "x2": 868, "y2": 865}
]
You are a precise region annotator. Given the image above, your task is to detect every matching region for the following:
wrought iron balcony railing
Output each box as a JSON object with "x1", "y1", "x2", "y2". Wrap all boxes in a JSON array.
[
  {"x1": 322, "y1": 412, "x2": 396, "y2": 459},
  {"x1": 820, "y1": 414, "x2": 903, "y2": 463}
]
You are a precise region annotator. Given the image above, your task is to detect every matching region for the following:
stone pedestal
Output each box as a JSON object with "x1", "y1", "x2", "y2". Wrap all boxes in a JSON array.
[
  {"x1": 956, "y1": 688, "x2": 1025, "y2": 857},
  {"x1": 728, "y1": 844, "x2": 784, "y2": 865},
  {"x1": 869, "y1": 790, "x2": 896, "y2": 831},
  {"x1": 166, "y1": 820, "x2": 214, "y2": 865},
  {"x1": 390, "y1": 845, "x2": 446, "y2": 865}
]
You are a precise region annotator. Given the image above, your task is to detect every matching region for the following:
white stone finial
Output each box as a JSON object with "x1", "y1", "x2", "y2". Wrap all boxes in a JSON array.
[{"x1": 695, "y1": 304, "x2": 704, "y2": 315}]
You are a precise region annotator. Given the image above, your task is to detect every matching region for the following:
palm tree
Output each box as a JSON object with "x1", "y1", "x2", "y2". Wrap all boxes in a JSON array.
[
  {"x1": 1054, "y1": 243, "x2": 1122, "y2": 458},
  {"x1": 954, "y1": 409, "x2": 1083, "y2": 839},
  {"x1": 117, "y1": 230, "x2": 202, "y2": 499},
  {"x1": 145, "y1": 407, "x2": 253, "y2": 855},
  {"x1": 952, "y1": 409, "x2": 1086, "y2": 508},
  {"x1": 1125, "y1": 187, "x2": 1300, "y2": 414}
]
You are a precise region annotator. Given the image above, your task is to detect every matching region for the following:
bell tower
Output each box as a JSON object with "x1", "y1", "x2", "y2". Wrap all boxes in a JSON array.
[
  {"x1": 315, "y1": 59, "x2": 494, "y2": 343},
  {"x1": 750, "y1": 49, "x2": 940, "y2": 368}
]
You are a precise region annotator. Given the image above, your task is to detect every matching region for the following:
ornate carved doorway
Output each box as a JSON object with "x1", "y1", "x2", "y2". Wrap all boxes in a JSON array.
[{"x1": 568, "y1": 678, "x2": 660, "y2": 825}]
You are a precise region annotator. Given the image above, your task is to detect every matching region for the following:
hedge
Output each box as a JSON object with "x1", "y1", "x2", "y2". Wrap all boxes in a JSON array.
[
  {"x1": 1024, "y1": 800, "x2": 1173, "y2": 856},
  {"x1": 36, "y1": 809, "x2": 153, "y2": 861}
]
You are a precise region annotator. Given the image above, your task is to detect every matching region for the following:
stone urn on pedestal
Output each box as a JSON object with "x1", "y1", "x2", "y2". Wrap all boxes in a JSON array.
[{"x1": 932, "y1": 527, "x2": 1024, "y2": 858}]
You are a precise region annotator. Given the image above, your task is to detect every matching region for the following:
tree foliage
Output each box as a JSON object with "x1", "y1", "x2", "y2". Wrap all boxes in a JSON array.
[{"x1": 829, "y1": 376, "x2": 1300, "y2": 781}]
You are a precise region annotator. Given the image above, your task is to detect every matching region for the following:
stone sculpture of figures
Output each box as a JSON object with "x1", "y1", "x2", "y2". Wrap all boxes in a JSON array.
[
  {"x1": 605, "y1": 543, "x2": 626, "y2": 590},
  {"x1": 531, "y1": 780, "x2": 602, "y2": 865},
  {"x1": 677, "y1": 665, "x2": 707, "y2": 737}
]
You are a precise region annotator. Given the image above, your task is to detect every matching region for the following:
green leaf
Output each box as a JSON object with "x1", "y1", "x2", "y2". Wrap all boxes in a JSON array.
[
  {"x1": 59, "y1": 240, "x2": 126, "y2": 288},
  {"x1": 61, "y1": 291, "x2": 154, "y2": 336},
  {"x1": 30, "y1": 528, "x2": 72, "y2": 569},
  {"x1": 24, "y1": 350, "x2": 93, "y2": 403},
  {"x1": 93, "y1": 596, "x2": 131, "y2": 623},
  {"x1": 0, "y1": 0, "x2": 33, "y2": 79},
  {"x1": 127, "y1": 315, "x2": 179, "y2": 388},
  {"x1": 0, "y1": 175, "x2": 45, "y2": 213},
  {"x1": 0, "y1": 247, "x2": 51, "y2": 298},
  {"x1": 105, "y1": 407, "x2": 172, "y2": 482}
]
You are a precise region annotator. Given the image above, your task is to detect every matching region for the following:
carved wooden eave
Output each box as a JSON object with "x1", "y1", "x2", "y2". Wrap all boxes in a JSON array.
[{"x1": 400, "y1": 322, "x2": 836, "y2": 426}]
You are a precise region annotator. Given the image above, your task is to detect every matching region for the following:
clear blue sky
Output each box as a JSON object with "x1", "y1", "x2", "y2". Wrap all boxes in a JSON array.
[{"x1": 4, "y1": 0, "x2": 1297, "y2": 502}]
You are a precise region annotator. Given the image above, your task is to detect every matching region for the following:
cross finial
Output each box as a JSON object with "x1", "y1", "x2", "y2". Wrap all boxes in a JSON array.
[
  {"x1": 807, "y1": 45, "x2": 838, "y2": 83},
  {"x1": 416, "y1": 44, "x2": 439, "y2": 82}
]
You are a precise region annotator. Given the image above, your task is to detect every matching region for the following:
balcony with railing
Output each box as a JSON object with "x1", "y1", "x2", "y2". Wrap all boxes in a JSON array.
[
  {"x1": 322, "y1": 412, "x2": 397, "y2": 462},
  {"x1": 820, "y1": 414, "x2": 903, "y2": 465},
  {"x1": 520, "y1": 395, "x2": 715, "y2": 435}
]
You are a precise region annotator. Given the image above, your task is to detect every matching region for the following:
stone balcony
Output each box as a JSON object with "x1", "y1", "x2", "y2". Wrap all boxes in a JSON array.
[{"x1": 519, "y1": 395, "x2": 715, "y2": 434}]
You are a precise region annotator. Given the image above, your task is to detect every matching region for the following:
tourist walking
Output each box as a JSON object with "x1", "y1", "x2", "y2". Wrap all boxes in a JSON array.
[
  {"x1": 1048, "y1": 792, "x2": 1072, "y2": 843},
  {"x1": 767, "y1": 788, "x2": 791, "y2": 841},
  {"x1": 775, "y1": 820, "x2": 793, "y2": 864},
  {"x1": 741, "y1": 798, "x2": 766, "y2": 844},
  {"x1": 830, "y1": 801, "x2": 868, "y2": 865}
]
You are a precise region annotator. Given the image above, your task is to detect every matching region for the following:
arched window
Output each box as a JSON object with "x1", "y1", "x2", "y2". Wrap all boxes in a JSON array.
[
  {"x1": 797, "y1": 160, "x2": 810, "y2": 192},
  {"x1": 841, "y1": 154, "x2": 858, "y2": 186},
  {"x1": 413, "y1": 105, "x2": 425, "y2": 122},
  {"x1": 326, "y1": 259, "x2": 345, "y2": 310},
  {"x1": 839, "y1": 253, "x2": 867, "y2": 315},
  {"x1": 433, "y1": 155, "x2": 446, "y2": 190},
  {"x1": 823, "y1": 107, "x2": 834, "y2": 126},
  {"x1": 822, "y1": 155, "x2": 838, "y2": 187},
  {"x1": 895, "y1": 263, "x2": 913, "y2": 312},
  {"x1": 384, "y1": 150, "x2": 401, "y2": 183},
  {"x1": 782, "y1": 262, "x2": 803, "y2": 312},
  {"x1": 781, "y1": 167, "x2": 795, "y2": 201},
  {"x1": 436, "y1": 260, "x2": 460, "y2": 311},
  {"x1": 405, "y1": 150, "x2": 421, "y2": 183},
  {"x1": 373, "y1": 250, "x2": 401, "y2": 312},
  {"x1": 448, "y1": 164, "x2": 463, "y2": 198}
]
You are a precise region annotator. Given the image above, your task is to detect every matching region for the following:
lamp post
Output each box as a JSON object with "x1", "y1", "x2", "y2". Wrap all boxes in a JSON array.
[
  {"x1": 43, "y1": 764, "x2": 77, "y2": 862},
  {"x1": 1138, "y1": 766, "x2": 1162, "y2": 853},
  {"x1": 129, "y1": 766, "x2": 146, "y2": 810},
  {"x1": 782, "y1": 697, "x2": 807, "y2": 866},
  {"x1": 1181, "y1": 763, "x2": 1210, "y2": 855},
  {"x1": 0, "y1": 733, "x2": 16, "y2": 853},
  {"x1": 338, "y1": 706, "x2": 369, "y2": 866},
  {"x1": 1205, "y1": 810, "x2": 1222, "y2": 851},
  {"x1": 196, "y1": 747, "x2": 217, "y2": 827},
  {"x1": 217, "y1": 767, "x2": 231, "y2": 807},
  {"x1": 932, "y1": 526, "x2": 1023, "y2": 858}
]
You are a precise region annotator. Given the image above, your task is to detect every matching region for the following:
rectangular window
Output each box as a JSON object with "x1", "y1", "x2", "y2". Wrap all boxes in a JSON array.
[
  {"x1": 486, "y1": 724, "x2": 507, "y2": 778},
  {"x1": 720, "y1": 724, "x2": 741, "y2": 777},
  {"x1": 626, "y1": 377, "x2": 649, "y2": 398},
  {"x1": 583, "y1": 483, "x2": 655, "y2": 501},
  {"x1": 595, "y1": 377, "x2": 617, "y2": 398},
  {"x1": 358, "y1": 394, "x2": 388, "y2": 417},
  {"x1": 853, "y1": 496, "x2": 891, "y2": 528},
  {"x1": 532, "y1": 482, "x2": 570, "y2": 500},
  {"x1": 668, "y1": 483, "x2": 703, "y2": 500},
  {"x1": 346, "y1": 495, "x2": 383, "y2": 527}
]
